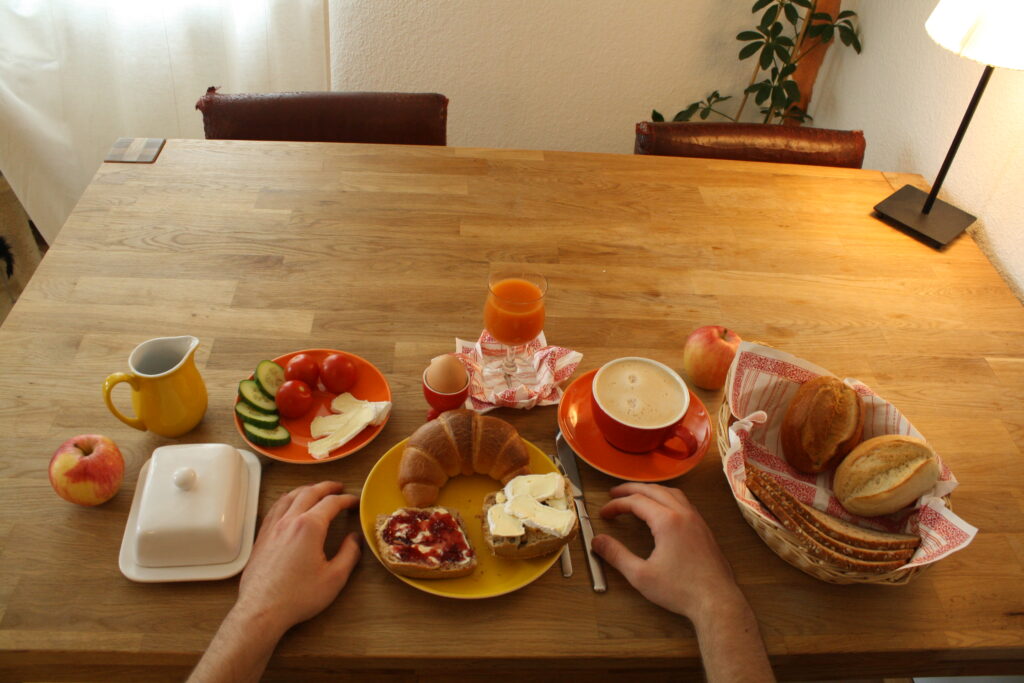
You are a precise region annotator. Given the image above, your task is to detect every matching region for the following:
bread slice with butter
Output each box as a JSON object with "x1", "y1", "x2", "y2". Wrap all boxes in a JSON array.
[{"x1": 481, "y1": 474, "x2": 579, "y2": 560}]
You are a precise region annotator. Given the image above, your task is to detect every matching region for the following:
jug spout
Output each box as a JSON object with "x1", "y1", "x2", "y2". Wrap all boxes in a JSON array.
[{"x1": 129, "y1": 336, "x2": 200, "y2": 377}]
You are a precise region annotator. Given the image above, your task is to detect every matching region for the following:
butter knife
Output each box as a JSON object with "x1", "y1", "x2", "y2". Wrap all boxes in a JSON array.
[
  {"x1": 548, "y1": 451, "x2": 574, "y2": 578},
  {"x1": 555, "y1": 430, "x2": 607, "y2": 593}
]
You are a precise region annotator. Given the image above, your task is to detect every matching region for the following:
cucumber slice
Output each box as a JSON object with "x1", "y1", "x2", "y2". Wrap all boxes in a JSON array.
[
  {"x1": 254, "y1": 360, "x2": 286, "y2": 398},
  {"x1": 235, "y1": 402, "x2": 279, "y2": 429},
  {"x1": 243, "y1": 423, "x2": 291, "y2": 448},
  {"x1": 239, "y1": 379, "x2": 277, "y2": 413}
]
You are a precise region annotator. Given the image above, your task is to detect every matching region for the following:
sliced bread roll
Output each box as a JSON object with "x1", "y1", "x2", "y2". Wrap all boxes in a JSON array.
[
  {"x1": 375, "y1": 506, "x2": 476, "y2": 579},
  {"x1": 481, "y1": 475, "x2": 579, "y2": 560},
  {"x1": 833, "y1": 435, "x2": 940, "y2": 517}
]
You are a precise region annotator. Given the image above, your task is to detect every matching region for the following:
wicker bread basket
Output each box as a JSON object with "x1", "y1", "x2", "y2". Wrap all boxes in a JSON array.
[{"x1": 717, "y1": 396, "x2": 949, "y2": 586}]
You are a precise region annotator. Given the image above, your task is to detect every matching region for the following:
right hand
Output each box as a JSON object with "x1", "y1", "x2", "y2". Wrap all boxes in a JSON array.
[{"x1": 591, "y1": 482, "x2": 743, "y2": 621}]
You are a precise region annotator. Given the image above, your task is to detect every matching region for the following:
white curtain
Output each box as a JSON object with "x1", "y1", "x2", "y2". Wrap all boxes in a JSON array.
[{"x1": 0, "y1": 0, "x2": 329, "y2": 244}]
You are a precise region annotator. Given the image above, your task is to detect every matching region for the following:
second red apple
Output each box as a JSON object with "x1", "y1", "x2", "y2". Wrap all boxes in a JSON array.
[{"x1": 682, "y1": 326, "x2": 742, "y2": 391}]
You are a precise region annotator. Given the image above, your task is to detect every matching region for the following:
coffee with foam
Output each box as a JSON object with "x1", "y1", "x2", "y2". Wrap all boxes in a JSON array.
[{"x1": 594, "y1": 359, "x2": 686, "y2": 428}]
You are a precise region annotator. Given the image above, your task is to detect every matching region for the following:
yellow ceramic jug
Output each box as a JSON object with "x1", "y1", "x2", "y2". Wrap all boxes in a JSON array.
[{"x1": 103, "y1": 336, "x2": 207, "y2": 437}]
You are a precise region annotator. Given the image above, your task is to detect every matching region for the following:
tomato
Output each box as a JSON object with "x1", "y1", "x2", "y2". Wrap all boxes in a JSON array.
[
  {"x1": 285, "y1": 353, "x2": 320, "y2": 386},
  {"x1": 321, "y1": 353, "x2": 357, "y2": 394},
  {"x1": 275, "y1": 380, "x2": 313, "y2": 418}
]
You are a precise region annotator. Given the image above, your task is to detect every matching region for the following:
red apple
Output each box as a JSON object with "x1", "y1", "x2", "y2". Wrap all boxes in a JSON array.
[
  {"x1": 48, "y1": 434, "x2": 125, "y2": 506},
  {"x1": 682, "y1": 326, "x2": 742, "y2": 391}
]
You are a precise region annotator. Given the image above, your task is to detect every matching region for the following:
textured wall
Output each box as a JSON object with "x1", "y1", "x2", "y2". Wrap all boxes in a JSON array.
[
  {"x1": 813, "y1": 0, "x2": 1024, "y2": 295},
  {"x1": 329, "y1": 0, "x2": 754, "y2": 153}
]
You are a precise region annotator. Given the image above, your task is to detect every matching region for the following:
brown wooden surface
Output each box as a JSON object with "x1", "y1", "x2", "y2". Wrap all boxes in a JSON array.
[{"x1": 0, "y1": 139, "x2": 1022, "y2": 681}]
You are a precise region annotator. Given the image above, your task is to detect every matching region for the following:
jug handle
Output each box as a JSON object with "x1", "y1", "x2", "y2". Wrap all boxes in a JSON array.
[{"x1": 102, "y1": 373, "x2": 146, "y2": 431}]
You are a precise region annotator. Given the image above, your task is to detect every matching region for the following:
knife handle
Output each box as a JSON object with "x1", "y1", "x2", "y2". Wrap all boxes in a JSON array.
[{"x1": 573, "y1": 497, "x2": 607, "y2": 593}]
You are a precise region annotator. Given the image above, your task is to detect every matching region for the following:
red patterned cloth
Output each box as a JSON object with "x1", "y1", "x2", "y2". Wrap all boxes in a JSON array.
[
  {"x1": 722, "y1": 342, "x2": 976, "y2": 569},
  {"x1": 454, "y1": 331, "x2": 582, "y2": 412}
]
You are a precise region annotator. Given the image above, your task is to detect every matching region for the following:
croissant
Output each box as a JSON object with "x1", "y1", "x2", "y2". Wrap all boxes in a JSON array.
[{"x1": 398, "y1": 409, "x2": 531, "y2": 506}]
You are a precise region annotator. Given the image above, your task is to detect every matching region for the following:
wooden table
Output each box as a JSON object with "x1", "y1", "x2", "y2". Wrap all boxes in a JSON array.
[{"x1": 1, "y1": 139, "x2": 1022, "y2": 681}]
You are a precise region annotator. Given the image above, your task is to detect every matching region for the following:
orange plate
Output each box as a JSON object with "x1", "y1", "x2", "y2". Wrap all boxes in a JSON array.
[
  {"x1": 233, "y1": 349, "x2": 391, "y2": 464},
  {"x1": 557, "y1": 369, "x2": 712, "y2": 482}
]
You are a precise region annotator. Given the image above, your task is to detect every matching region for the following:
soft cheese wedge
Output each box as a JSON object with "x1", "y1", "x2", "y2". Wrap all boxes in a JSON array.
[
  {"x1": 330, "y1": 393, "x2": 392, "y2": 426},
  {"x1": 307, "y1": 393, "x2": 393, "y2": 459}
]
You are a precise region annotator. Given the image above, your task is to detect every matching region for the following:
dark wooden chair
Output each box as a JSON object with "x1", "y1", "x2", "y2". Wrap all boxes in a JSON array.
[
  {"x1": 634, "y1": 122, "x2": 865, "y2": 169},
  {"x1": 195, "y1": 88, "x2": 448, "y2": 145}
]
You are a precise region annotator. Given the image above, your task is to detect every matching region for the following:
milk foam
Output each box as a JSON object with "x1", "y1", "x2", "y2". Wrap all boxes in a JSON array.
[{"x1": 594, "y1": 360, "x2": 685, "y2": 428}]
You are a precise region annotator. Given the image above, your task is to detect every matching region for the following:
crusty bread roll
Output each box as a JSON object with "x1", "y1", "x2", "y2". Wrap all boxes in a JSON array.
[
  {"x1": 398, "y1": 409, "x2": 531, "y2": 506},
  {"x1": 833, "y1": 435, "x2": 940, "y2": 517},
  {"x1": 375, "y1": 506, "x2": 476, "y2": 579},
  {"x1": 781, "y1": 375, "x2": 863, "y2": 474}
]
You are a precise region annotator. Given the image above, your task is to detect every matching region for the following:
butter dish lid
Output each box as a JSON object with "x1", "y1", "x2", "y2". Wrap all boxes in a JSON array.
[{"x1": 119, "y1": 444, "x2": 261, "y2": 582}]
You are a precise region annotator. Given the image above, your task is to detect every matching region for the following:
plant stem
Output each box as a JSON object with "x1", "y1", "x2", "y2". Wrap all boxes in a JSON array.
[{"x1": 710, "y1": 108, "x2": 739, "y2": 122}]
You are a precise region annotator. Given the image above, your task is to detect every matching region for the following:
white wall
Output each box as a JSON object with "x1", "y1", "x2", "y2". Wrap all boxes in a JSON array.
[
  {"x1": 812, "y1": 0, "x2": 1024, "y2": 296},
  {"x1": 328, "y1": 0, "x2": 753, "y2": 153}
]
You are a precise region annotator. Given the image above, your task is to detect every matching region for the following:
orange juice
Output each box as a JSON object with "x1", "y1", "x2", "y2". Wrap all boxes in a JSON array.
[{"x1": 483, "y1": 277, "x2": 545, "y2": 346}]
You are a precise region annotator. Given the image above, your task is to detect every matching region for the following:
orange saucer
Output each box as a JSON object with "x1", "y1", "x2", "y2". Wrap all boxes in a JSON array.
[{"x1": 557, "y1": 369, "x2": 712, "y2": 482}]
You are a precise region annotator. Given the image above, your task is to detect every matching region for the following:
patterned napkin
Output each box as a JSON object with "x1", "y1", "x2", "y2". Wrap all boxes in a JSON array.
[
  {"x1": 722, "y1": 342, "x2": 977, "y2": 568},
  {"x1": 453, "y1": 331, "x2": 582, "y2": 412}
]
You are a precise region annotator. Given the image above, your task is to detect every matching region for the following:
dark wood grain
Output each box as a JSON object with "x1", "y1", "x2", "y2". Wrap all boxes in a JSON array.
[{"x1": 0, "y1": 139, "x2": 1021, "y2": 681}]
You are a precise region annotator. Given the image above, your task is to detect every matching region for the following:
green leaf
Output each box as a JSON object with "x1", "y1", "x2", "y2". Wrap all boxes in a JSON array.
[
  {"x1": 791, "y1": 0, "x2": 813, "y2": 9},
  {"x1": 783, "y1": 2, "x2": 799, "y2": 25},
  {"x1": 783, "y1": 79, "x2": 801, "y2": 103},
  {"x1": 652, "y1": 110, "x2": 664, "y2": 122},
  {"x1": 837, "y1": 10, "x2": 856, "y2": 19},
  {"x1": 776, "y1": 35, "x2": 795, "y2": 48},
  {"x1": 811, "y1": 12, "x2": 832, "y2": 21},
  {"x1": 755, "y1": 86, "x2": 770, "y2": 105},
  {"x1": 752, "y1": 0, "x2": 773, "y2": 11},
  {"x1": 770, "y1": 21, "x2": 783, "y2": 37},
  {"x1": 672, "y1": 103, "x2": 699, "y2": 121},
  {"x1": 852, "y1": 33, "x2": 862, "y2": 53},
  {"x1": 838, "y1": 25, "x2": 852, "y2": 46},
  {"x1": 699, "y1": 108, "x2": 711, "y2": 120},
  {"x1": 763, "y1": 5, "x2": 780, "y2": 26},
  {"x1": 780, "y1": 63, "x2": 797, "y2": 78},
  {"x1": 739, "y1": 41, "x2": 762, "y2": 60},
  {"x1": 822, "y1": 25, "x2": 834, "y2": 42},
  {"x1": 774, "y1": 43, "x2": 790, "y2": 62},
  {"x1": 760, "y1": 44, "x2": 775, "y2": 69},
  {"x1": 716, "y1": 95, "x2": 733, "y2": 102},
  {"x1": 772, "y1": 85, "x2": 787, "y2": 108},
  {"x1": 737, "y1": 30, "x2": 763, "y2": 41},
  {"x1": 807, "y1": 24, "x2": 825, "y2": 38}
]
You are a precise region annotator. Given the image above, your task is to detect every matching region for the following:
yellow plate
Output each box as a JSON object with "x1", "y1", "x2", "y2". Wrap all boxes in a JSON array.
[{"x1": 360, "y1": 437, "x2": 560, "y2": 599}]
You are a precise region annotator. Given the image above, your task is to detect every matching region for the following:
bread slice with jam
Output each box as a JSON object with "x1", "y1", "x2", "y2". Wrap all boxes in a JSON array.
[{"x1": 375, "y1": 506, "x2": 476, "y2": 579}]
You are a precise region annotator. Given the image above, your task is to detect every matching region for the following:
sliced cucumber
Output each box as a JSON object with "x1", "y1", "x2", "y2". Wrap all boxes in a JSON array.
[
  {"x1": 239, "y1": 379, "x2": 277, "y2": 414},
  {"x1": 254, "y1": 360, "x2": 286, "y2": 398},
  {"x1": 235, "y1": 402, "x2": 279, "y2": 429},
  {"x1": 243, "y1": 422, "x2": 291, "y2": 448}
]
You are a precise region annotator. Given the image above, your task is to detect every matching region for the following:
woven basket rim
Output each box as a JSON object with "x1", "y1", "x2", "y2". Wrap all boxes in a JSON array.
[{"x1": 717, "y1": 396, "x2": 939, "y2": 586}]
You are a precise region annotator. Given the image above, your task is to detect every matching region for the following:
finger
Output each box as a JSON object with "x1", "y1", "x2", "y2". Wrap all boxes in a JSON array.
[
  {"x1": 329, "y1": 531, "x2": 362, "y2": 581},
  {"x1": 287, "y1": 481, "x2": 345, "y2": 515},
  {"x1": 599, "y1": 493, "x2": 674, "y2": 532},
  {"x1": 307, "y1": 492, "x2": 360, "y2": 525},
  {"x1": 259, "y1": 485, "x2": 303, "y2": 533},
  {"x1": 610, "y1": 482, "x2": 692, "y2": 513},
  {"x1": 591, "y1": 533, "x2": 645, "y2": 581}
]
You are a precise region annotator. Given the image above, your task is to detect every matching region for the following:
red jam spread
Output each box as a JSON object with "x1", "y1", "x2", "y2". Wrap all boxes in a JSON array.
[{"x1": 382, "y1": 508, "x2": 473, "y2": 566}]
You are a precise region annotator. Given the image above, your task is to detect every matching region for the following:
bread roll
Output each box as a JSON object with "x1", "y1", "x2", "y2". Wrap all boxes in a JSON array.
[
  {"x1": 398, "y1": 410, "x2": 531, "y2": 506},
  {"x1": 780, "y1": 376, "x2": 863, "y2": 473},
  {"x1": 375, "y1": 507, "x2": 476, "y2": 579},
  {"x1": 833, "y1": 435, "x2": 940, "y2": 517},
  {"x1": 481, "y1": 477, "x2": 579, "y2": 559}
]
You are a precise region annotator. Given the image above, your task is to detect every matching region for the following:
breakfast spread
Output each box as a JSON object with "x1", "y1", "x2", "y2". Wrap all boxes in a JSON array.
[
  {"x1": 375, "y1": 506, "x2": 476, "y2": 579},
  {"x1": 482, "y1": 473, "x2": 579, "y2": 559},
  {"x1": 780, "y1": 375, "x2": 864, "y2": 474},
  {"x1": 833, "y1": 435, "x2": 940, "y2": 517},
  {"x1": 398, "y1": 409, "x2": 531, "y2": 507}
]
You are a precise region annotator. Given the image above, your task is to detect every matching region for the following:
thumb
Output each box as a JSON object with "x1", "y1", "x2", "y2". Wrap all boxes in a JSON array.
[
  {"x1": 592, "y1": 534, "x2": 643, "y2": 582},
  {"x1": 329, "y1": 532, "x2": 362, "y2": 583}
]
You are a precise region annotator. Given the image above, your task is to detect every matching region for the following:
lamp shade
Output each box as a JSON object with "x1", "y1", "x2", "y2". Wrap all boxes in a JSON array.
[{"x1": 926, "y1": 0, "x2": 1024, "y2": 70}]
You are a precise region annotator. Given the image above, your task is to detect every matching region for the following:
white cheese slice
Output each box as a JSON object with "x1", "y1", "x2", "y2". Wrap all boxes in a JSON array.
[
  {"x1": 487, "y1": 502, "x2": 526, "y2": 537},
  {"x1": 308, "y1": 403, "x2": 374, "y2": 459},
  {"x1": 503, "y1": 495, "x2": 576, "y2": 537},
  {"x1": 330, "y1": 392, "x2": 392, "y2": 426},
  {"x1": 504, "y1": 473, "x2": 563, "y2": 501}
]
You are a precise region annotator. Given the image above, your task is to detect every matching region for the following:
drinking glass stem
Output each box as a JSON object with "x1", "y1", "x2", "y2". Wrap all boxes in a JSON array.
[{"x1": 501, "y1": 344, "x2": 518, "y2": 379}]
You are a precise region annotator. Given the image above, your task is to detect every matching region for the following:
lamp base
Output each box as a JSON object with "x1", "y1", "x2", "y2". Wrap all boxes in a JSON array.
[{"x1": 873, "y1": 185, "x2": 976, "y2": 249}]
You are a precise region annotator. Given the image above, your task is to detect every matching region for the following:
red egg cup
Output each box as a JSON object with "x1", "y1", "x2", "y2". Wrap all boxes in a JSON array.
[{"x1": 422, "y1": 369, "x2": 470, "y2": 421}]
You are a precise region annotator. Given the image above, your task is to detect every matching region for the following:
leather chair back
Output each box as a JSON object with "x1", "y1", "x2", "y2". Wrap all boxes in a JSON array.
[
  {"x1": 635, "y1": 122, "x2": 865, "y2": 169},
  {"x1": 196, "y1": 88, "x2": 448, "y2": 146}
]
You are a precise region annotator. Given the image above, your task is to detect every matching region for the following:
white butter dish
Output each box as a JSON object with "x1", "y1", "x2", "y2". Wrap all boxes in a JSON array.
[{"x1": 119, "y1": 444, "x2": 261, "y2": 582}]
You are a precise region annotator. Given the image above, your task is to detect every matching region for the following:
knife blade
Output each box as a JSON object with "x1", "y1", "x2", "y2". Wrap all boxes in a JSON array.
[
  {"x1": 548, "y1": 451, "x2": 574, "y2": 578},
  {"x1": 555, "y1": 431, "x2": 607, "y2": 593}
]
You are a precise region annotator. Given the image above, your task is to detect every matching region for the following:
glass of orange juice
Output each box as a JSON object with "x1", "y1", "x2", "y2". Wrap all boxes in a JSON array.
[{"x1": 483, "y1": 268, "x2": 547, "y2": 379}]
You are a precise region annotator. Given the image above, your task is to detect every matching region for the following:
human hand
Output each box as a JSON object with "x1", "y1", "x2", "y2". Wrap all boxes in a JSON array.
[
  {"x1": 591, "y1": 483, "x2": 743, "y2": 623},
  {"x1": 233, "y1": 480, "x2": 361, "y2": 638}
]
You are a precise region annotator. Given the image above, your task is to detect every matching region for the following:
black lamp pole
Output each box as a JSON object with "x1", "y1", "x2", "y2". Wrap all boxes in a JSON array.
[{"x1": 874, "y1": 64, "x2": 995, "y2": 248}]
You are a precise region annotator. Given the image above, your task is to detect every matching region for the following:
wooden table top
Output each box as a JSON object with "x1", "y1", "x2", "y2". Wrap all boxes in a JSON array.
[{"x1": 1, "y1": 139, "x2": 1022, "y2": 681}]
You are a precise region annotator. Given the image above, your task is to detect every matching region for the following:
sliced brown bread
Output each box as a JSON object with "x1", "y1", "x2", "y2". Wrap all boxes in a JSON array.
[
  {"x1": 745, "y1": 469, "x2": 910, "y2": 574},
  {"x1": 481, "y1": 485, "x2": 579, "y2": 560},
  {"x1": 749, "y1": 467, "x2": 920, "y2": 552},
  {"x1": 375, "y1": 506, "x2": 476, "y2": 579}
]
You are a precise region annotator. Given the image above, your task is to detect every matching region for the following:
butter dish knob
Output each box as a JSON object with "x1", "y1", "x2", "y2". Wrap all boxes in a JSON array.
[{"x1": 173, "y1": 467, "x2": 197, "y2": 491}]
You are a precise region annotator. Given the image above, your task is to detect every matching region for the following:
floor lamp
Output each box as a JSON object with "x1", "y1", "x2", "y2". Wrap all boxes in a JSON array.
[{"x1": 874, "y1": 0, "x2": 1024, "y2": 249}]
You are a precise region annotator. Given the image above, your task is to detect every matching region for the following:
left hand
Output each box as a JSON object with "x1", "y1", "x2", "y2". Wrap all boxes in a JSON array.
[{"x1": 233, "y1": 481, "x2": 361, "y2": 637}]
